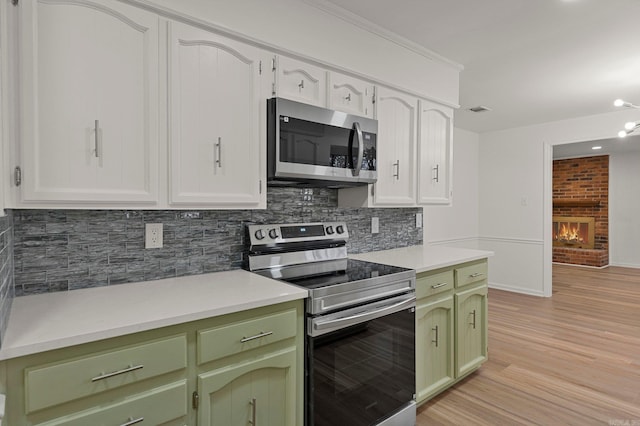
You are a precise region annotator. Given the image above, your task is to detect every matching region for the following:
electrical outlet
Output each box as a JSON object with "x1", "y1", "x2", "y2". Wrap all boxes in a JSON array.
[
  {"x1": 145, "y1": 223, "x2": 163, "y2": 249},
  {"x1": 371, "y1": 217, "x2": 379, "y2": 234},
  {"x1": 416, "y1": 213, "x2": 423, "y2": 228}
]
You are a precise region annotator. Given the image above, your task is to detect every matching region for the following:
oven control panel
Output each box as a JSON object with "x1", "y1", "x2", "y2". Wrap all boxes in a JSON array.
[{"x1": 248, "y1": 222, "x2": 349, "y2": 245}]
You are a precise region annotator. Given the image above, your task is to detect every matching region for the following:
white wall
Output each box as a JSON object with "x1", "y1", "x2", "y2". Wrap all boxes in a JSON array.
[
  {"x1": 610, "y1": 151, "x2": 640, "y2": 268},
  {"x1": 133, "y1": 0, "x2": 459, "y2": 105},
  {"x1": 478, "y1": 108, "x2": 640, "y2": 296},
  {"x1": 424, "y1": 127, "x2": 479, "y2": 248}
]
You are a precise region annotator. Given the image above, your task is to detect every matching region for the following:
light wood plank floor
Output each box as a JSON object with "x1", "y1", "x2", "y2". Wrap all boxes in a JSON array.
[{"x1": 417, "y1": 264, "x2": 640, "y2": 425}]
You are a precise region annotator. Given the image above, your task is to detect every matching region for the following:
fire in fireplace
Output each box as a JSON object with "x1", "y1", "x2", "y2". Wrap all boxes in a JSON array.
[{"x1": 552, "y1": 216, "x2": 595, "y2": 249}]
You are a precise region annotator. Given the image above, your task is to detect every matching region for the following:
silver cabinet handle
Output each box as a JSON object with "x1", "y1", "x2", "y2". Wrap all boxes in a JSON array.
[
  {"x1": 432, "y1": 325, "x2": 439, "y2": 347},
  {"x1": 120, "y1": 417, "x2": 144, "y2": 426},
  {"x1": 470, "y1": 309, "x2": 477, "y2": 329},
  {"x1": 298, "y1": 79, "x2": 304, "y2": 89},
  {"x1": 91, "y1": 364, "x2": 144, "y2": 382},
  {"x1": 433, "y1": 164, "x2": 439, "y2": 182},
  {"x1": 393, "y1": 160, "x2": 400, "y2": 179},
  {"x1": 94, "y1": 119, "x2": 100, "y2": 158},
  {"x1": 469, "y1": 272, "x2": 485, "y2": 278},
  {"x1": 352, "y1": 122, "x2": 363, "y2": 177},
  {"x1": 431, "y1": 282, "x2": 448, "y2": 289},
  {"x1": 241, "y1": 331, "x2": 273, "y2": 343},
  {"x1": 249, "y1": 398, "x2": 257, "y2": 425},
  {"x1": 215, "y1": 137, "x2": 222, "y2": 168}
]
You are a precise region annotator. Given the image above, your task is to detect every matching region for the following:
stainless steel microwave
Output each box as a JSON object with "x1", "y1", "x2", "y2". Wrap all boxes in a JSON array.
[{"x1": 267, "y1": 97, "x2": 377, "y2": 188}]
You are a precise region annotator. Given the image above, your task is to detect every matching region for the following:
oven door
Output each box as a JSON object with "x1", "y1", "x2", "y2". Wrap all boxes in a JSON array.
[{"x1": 306, "y1": 293, "x2": 416, "y2": 426}]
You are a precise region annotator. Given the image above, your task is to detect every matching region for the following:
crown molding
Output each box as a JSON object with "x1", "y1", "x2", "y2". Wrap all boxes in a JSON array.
[{"x1": 303, "y1": 0, "x2": 463, "y2": 71}]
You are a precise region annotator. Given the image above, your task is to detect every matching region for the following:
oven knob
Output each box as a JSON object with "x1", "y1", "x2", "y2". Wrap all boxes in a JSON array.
[
  {"x1": 254, "y1": 229, "x2": 266, "y2": 240},
  {"x1": 269, "y1": 229, "x2": 279, "y2": 239},
  {"x1": 326, "y1": 225, "x2": 334, "y2": 235},
  {"x1": 336, "y1": 225, "x2": 344, "y2": 234}
]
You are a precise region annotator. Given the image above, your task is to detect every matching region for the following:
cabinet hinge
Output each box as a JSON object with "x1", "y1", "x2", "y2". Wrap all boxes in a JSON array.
[
  {"x1": 192, "y1": 391, "x2": 199, "y2": 409},
  {"x1": 11, "y1": 0, "x2": 19, "y2": 6},
  {"x1": 271, "y1": 82, "x2": 276, "y2": 96},
  {"x1": 271, "y1": 56, "x2": 276, "y2": 72},
  {"x1": 259, "y1": 179, "x2": 263, "y2": 194},
  {"x1": 370, "y1": 184, "x2": 374, "y2": 197},
  {"x1": 259, "y1": 60, "x2": 262, "y2": 75},
  {"x1": 372, "y1": 87, "x2": 376, "y2": 104},
  {"x1": 14, "y1": 166, "x2": 22, "y2": 187}
]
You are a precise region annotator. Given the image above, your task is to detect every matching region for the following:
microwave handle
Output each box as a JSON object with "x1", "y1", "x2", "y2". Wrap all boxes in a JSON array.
[{"x1": 352, "y1": 122, "x2": 364, "y2": 176}]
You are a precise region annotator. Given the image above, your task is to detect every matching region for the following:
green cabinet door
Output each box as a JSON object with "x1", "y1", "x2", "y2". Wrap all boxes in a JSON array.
[
  {"x1": 416, "y1": 296, "x2": 454, "y2": 403},
  {"x1": 455, "y1": 285, "x2": 488, "y2": 377},
  {"x1": 198, "y1": 347, "x2": 297, "y2": 426}
]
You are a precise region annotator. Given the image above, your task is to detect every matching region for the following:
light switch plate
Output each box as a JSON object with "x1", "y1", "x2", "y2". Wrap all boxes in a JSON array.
[{"x1": 371, "y1": 217, "x2": 379, "y2": 234}]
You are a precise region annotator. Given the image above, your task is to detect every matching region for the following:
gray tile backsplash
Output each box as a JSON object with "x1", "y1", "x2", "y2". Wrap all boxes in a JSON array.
[
  {"x1": 0, "y1": 211, "x2": 15, "y2": 344},
  {"x1": 13, "y1": 188, "x2": 422, "y2": 296}
]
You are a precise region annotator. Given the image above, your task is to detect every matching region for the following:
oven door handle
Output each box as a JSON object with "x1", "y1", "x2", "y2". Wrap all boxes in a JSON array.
[{"x1": 310, "y1": 295, "x2": 415, "y2": 337}]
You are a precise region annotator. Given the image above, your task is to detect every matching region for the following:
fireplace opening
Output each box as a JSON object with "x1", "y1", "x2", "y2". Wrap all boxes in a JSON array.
[{"x1": 552, "y1": 216, "x2": 595, "y2": 249}]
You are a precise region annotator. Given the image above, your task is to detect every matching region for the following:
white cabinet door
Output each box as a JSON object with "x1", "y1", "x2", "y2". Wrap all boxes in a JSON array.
[
  {"x1": 19, "y1": 0, "x2": 158, "y2": 204},
  {"x1": 328, "y1": 72, "x2": 375, "y2": 118},
  {"x1": 418, "y1": 99, "x2": 453, "y2": 204},
  {"x1": 168, "y1": 22, "x2": 265, "y2": 206},
  {"x1": 275, "y1": 56, "x2": 327, "y2": 107},
  {"x1": 373, "y1": 87, "x2": 417, "y2": 205}
]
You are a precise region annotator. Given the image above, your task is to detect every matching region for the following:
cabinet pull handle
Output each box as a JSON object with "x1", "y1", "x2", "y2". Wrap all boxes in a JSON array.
[
  {"x1": 298, "y1": 79, "x2": 304, "y2": 90},
  {"x1": 94, "y1": 119, "x2": 100, "y2": 158},
  {"x1": 433, "y1": 164, "x2": 439, "y2": 182},
  {"x1": 91, "y1": 364, "x2": 144, "y2": 382},
  {"x1": 432, "y1": 325, "x2": 439, "y2": 347},
  {"x1": 215, "y1": 137, "x2": 222, "y2": 168},
  {"x1": 393, "y1": 160, "x2": 400, "y2": 179},
  {"x1": 120, "y1": 417, "x2": 144, "y2": 426},
  {"x1": 241, "y1": 331, "x2": 273, "y2": 343},
  {"x1": 431, "y1": 282, "x2": 448, "y2": 289},
  {"x1": 249, "y1": 398, "x2": 257, "y2": 425},
  {"x1": 469, "y1": 272, "x2": 485, "y2": 278},
  {"x1": 345, "y1": 93, "x2": 351, "y2": 101},
  {"x1": 470, "y1": 309, "x2": 477, "y2": 329}
]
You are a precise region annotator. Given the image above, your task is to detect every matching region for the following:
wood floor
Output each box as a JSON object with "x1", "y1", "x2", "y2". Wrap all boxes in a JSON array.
[{"x1": 417, "y1": 264, "x2": 640, "y2": 425}]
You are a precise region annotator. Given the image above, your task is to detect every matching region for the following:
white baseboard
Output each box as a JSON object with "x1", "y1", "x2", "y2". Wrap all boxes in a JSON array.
[
  {"x1": 488, "y1": 282, "x2": 546, "y2": 297},
  {"x1": 609, "y1": 262, "x2": 640, "y2": 269},
  {"x1": 552, "y1": 262, "x2": 609, "y2": 269}
]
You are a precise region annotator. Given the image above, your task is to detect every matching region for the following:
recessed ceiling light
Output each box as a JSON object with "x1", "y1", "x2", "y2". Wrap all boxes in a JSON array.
[
  {"x1": 592, "y1": 146, "x2": 602, "y2": 150},
  {"x1": 468, "y1": 106, "x2": 492, "y2": 113}
]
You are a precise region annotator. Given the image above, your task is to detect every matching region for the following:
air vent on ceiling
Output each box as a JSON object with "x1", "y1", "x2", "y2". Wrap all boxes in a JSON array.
[{"x1": 468, "y1": 105, "x2": 492, "y2": 113}]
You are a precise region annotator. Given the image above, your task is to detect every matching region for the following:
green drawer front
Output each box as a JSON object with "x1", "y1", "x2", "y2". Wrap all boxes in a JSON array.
[
  {"x1": 36, "y1": 380, "x2": 188, "y2": 426},
  {"x1": 198, "y1": 308, "x2": 297, "y2": 365},
  {"x1": 454, "y1": 262, "x2": 488, "y2": 288},
  {"x1": 416, "y1": 270, "x2": 454, "y2": 299},
  {"x1": 26, "y1": 334, "x2": 187, "y2": 413}
]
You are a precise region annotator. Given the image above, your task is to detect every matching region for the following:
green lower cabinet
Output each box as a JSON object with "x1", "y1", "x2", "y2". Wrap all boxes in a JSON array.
[
  {"x1": 416, "y1": 296, "x2": 454, "y2": 404},
  {"x1": 198, "y1": 347, "x2": 297, "y2": 426},
  {"x1": 455, "y1": 285, "x2": 488, "y2": 377}
]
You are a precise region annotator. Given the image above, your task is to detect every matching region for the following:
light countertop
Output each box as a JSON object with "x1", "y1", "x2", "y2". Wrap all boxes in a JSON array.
[
  {"x1": 0, "y1": 270, "x2": 307, "y2": 361},
  {"x1": 350, "y1": 245, "x2": 493, "y2": 273}
]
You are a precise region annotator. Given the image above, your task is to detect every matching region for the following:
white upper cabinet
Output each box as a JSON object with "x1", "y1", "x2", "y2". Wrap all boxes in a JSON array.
[
  {"x1": 371, "y1": 87, "x2": 417, "y2": 206},
  {"x1": 418, "y1": 99, "x2": 453, "y2": 204},
  {"x1": 19, "y1": 0, "x2": 159, "y2": 204},
  {"x1": 168, "y1": 21, "x2": 267, "y2": 207},
  {"x1": 274, "y1": 56, "x2": 327, "y2": 107},
  {"x1": 328, "y1": 72, "x2": 375, "y2": 119}
]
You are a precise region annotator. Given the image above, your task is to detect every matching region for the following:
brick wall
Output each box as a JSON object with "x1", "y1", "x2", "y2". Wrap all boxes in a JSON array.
[{"x1": 552, "y1": 155, "x2": 608, "y2": 266}]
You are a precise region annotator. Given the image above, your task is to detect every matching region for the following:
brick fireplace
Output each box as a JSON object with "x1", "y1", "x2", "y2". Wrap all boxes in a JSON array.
[{"x1": 552, "y1": 156, "x2": 608, "y2": 267}]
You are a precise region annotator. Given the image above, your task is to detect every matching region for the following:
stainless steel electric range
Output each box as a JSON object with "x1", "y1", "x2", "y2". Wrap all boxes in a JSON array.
[{"x1": 246, "y1": 221, "x2": 416, "y2": 426}]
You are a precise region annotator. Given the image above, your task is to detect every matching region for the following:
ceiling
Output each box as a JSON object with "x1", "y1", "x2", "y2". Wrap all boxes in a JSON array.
[
  {"x1": 553, "y1": 134, "x2": 640, "y2": 159},
  {"x1": 322, "y1": 0, "x2": 640, "y2": 134}
]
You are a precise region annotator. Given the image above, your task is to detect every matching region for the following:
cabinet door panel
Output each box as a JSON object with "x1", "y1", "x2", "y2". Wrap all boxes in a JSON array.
[
  {"x1": 21, "y1": 0, "x2": 158, "y2": 203},
  {"x1": 374, "y1": 87, "x2": 416, "y2": 205},
  {"x1": 169, "y1": 22, "x2": 263, "y2": 206},
  {"x1": 416, "y1": 296, "x2": 454, "y2": 403},
  {"x1": 198, "y1": 348, "x2": 296, "y2": 426},
  {"x1": 455, "y1": 285, "x2": 488, "y2": 377},
  {"x1": 276, "y1": 56, "x2": 326, "y2": 107},
  {"x1": 328, "y1": 72, "x2": 374, "y2": 118},
  {"x1": 418, "y1": 99, "x2": 452, "y2": 204}
]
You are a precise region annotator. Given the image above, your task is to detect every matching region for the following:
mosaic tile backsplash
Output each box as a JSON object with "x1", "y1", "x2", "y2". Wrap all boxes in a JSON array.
[
  {"x1": 13, "y1": 188, "x2": 422, "y2": 296},
  {"x1": 0, "y1": 211, "x2": 15, "y2": 343}
]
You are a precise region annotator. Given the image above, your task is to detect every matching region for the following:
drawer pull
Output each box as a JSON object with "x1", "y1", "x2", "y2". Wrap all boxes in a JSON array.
[
  {"x1": 432, "y1": 325, "x2": 439, "y2": 347},
  {"x1": 91, "y1": 364, "x2": 144, "y2": 382},
  {"x1": 469, "y1": 272, "x2": 485, "y2": 278},
  {"x1": 249, "y1": 398, "x2": 257, "y2": 425},
  {"x1": 241, "y1": 331, "x2": 273, "y2": 343},
  {"x1": 431, "y1": 282, "x2": 448, "y2": 289},
  {"x1": 120, "y1": 417, "x2": 144, "y2": 426}
]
